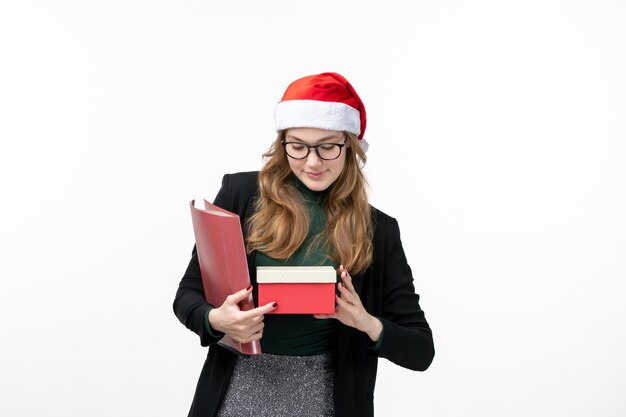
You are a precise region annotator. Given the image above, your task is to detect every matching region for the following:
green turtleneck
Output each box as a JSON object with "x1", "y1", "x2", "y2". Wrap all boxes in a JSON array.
[{"x1": 253, "y1": 177, "x2": 340, "y2": 355}]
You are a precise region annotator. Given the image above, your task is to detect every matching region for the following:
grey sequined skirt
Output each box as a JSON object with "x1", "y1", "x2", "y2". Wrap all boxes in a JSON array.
[{"x1": 216, "y1": 352, "x2": 335, "y2": 417}]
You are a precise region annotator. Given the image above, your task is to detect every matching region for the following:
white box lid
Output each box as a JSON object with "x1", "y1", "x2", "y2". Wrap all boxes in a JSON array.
[{"x1": 256, "y1": 266, "x2": 337, "y2": 283}]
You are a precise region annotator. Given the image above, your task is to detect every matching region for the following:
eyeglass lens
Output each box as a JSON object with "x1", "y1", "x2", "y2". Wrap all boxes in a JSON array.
[{"x1": 284, "y1": 143, "x2": 342, "y2": 160}]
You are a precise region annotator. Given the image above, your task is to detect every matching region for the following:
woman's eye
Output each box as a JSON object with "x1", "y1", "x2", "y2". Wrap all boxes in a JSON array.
[
  {"x1": 291, "y1": 144, "x2": 306, "y2": 151},
  {"x1": 320, "y1": 144, "x2": 336, "y2": 151}
]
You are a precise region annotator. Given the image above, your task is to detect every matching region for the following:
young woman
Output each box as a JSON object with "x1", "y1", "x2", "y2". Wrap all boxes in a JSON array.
[{"x1": 173, "y1": 72, "x2": 434, "y2": 417}]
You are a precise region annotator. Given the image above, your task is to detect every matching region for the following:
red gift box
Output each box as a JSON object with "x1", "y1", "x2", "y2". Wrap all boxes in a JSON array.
[{"x1": 257, "y1": 266, "x2": 337, "y2": 314}]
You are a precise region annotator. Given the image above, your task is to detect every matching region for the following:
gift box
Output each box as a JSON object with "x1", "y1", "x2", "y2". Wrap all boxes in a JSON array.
[{"x1": 257, "y1": 266, "x2": 337, "y2": 314}]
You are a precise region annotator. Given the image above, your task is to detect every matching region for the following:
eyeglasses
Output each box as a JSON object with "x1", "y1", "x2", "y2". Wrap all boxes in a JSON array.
[{"x1": 281, "y1": 141, "x2": 346, "y2": 161}]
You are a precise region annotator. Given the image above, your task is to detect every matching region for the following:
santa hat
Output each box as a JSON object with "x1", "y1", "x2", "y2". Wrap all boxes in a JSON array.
[{"x1": 274, "y1": 72, "x2": 369, "y2": 152}]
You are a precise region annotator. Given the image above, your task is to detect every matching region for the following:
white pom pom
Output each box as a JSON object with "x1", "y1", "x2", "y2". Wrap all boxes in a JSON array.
[{"x1": 359, "y1": 138, "x2": 369, "y2": 153}]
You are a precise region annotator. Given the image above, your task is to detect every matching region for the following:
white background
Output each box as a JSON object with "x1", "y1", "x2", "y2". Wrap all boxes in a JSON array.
[{"x1": 1, "y1": 1, "x2": 625, "y2": 416}]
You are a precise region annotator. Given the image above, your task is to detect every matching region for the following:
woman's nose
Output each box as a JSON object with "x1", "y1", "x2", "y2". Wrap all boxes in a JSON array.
[{"x1": 305, "y1": 149, "x2": 322, "y2": 166}]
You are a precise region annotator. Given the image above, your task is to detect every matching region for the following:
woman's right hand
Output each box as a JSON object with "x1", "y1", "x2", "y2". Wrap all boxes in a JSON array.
[{"x1": 208, "y1": 286, "x2": 277, "y2": 343}]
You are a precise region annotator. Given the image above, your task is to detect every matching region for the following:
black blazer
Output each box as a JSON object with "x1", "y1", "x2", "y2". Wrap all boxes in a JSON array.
[{"x1": 173, "y1": 171, "x2": 434, "y2": 417}]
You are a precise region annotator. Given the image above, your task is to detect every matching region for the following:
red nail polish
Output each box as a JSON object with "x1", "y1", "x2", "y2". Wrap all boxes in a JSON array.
[
  {"x1": 246, "y1": 285, "x2": 252, "y2": 291},
  {"x1": 273, "y1": 302, "x2": 278, "y2": 308}
]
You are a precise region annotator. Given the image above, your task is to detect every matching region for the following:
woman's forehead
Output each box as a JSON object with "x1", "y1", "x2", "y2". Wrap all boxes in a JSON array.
[{"x1": 284, "y1": 128, "x2": 344, "y2": 143}]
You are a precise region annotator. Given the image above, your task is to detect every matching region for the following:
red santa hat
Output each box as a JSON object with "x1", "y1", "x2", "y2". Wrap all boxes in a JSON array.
[{"x1": 274, "y1": 72, "x2": 369, "y2": 151}]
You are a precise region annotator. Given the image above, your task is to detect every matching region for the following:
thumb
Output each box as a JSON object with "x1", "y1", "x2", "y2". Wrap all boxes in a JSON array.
[{"x1": 225, "y1": 285, "x2": 253, "y2": 306}]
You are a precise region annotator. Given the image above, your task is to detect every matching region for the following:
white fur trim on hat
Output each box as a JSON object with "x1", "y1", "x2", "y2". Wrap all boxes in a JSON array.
[{"x1": 274, "y1": 99, "x2": 361, "y2": 136}]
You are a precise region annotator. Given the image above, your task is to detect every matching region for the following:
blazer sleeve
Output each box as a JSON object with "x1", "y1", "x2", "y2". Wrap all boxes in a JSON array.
[
  {"x1": 376, "y1": 217, "x2": 435, "y2": 371},
  {"x1": 172, "y1": 174, "x2": 233, "y2": 347}
]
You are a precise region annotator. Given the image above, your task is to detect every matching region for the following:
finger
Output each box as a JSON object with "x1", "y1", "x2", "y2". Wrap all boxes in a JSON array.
[
  {"x1": 337, "y1": 282, "x2": 355, "y2": 305},
  {"x1": 225, "y1": 285, "x2": 253, "y2": 305},
  {"x1": 335, "y1": 294, "x2": 353, "y2": 310},
  {"x1": 246, "y1": 320, "x2": 265, "y2": 336},
  {"x1": 243, "y1": 322, "x2": 265, "y2": 341},
  {"x1": 337, "y1": 281, "x2": 349, "y2": 299},
  {"x1": 233, "y1": 314, "x2": 264, "y2": 332},
  {"x1": 233, "y1": 319, "x2": 264, "y2": 341},
  {"x1": 249, "y1": 314, "x2": 266, "y2": 325},
  {"x1": 314, "y1": 313, "x2": 336, "y2": 320},
  {"x1": 236, "y1": 328, "x2": 263, "y2": 344},
  {"x1": 246, "y1": 329, "x2": 264, "y2": 343},
  {"x1": 340, "y1": 267, "x2": 355, "y2": 292},
  {"x1": 241, "y1": 301, "x2": 278, "y2": 319}
]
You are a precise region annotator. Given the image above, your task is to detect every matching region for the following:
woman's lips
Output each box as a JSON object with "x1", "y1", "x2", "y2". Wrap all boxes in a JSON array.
[{"x1": 305, "y1": 171, "x2": 325, "y2": 179}]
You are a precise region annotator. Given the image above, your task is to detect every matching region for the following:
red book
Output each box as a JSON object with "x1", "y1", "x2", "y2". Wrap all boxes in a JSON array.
[
  {"x1": 257, "y1": 266, "x2": 337, "y2": 314},
  {"x1": 190, "y1": 199, "x2": 261, "y2": 355}
]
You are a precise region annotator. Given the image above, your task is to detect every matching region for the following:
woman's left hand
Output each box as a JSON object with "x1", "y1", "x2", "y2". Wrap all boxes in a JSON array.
[{"x1": 314, "y1": 265, "x2": 383, "y2": 343}]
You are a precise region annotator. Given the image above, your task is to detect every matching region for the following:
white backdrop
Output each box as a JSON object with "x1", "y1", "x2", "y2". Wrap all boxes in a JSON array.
[{"x1": 1, "y1": 1, "x2": 625, "y2": 416}]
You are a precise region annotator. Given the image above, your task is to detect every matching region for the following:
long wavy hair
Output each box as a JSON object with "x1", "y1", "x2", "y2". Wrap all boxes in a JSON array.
[{"x1": 245, "y1": 131, "x2": 374, "y2": 275}]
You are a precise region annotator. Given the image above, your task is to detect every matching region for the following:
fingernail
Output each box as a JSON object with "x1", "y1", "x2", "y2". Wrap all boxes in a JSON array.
[
  {"x1": 246, "y1": 285, "x2": 252, "y2": 291},
  {"x1": 273, "y1": 302, "x2": 278, "y2": 308}
]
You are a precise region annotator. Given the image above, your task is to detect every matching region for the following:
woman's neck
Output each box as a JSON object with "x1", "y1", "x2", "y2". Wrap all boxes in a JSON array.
[{"x1": 293, "y1": 175, "x2": 328, "y2": 202}]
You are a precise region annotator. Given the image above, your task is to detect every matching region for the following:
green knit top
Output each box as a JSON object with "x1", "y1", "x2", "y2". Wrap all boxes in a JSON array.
[{"x1": 254, "y1": 177, "x2": 339, "y2": 355}]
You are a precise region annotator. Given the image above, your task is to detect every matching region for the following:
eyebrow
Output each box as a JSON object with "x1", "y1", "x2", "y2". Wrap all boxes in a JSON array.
[{"x1": 285, "y1": 134, "x2": 343, "y2": 143}]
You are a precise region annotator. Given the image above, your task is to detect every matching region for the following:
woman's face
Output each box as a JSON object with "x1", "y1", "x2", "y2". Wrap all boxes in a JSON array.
[{"x1": 283, "y1": 127, "x2": 348, "y2": 192}]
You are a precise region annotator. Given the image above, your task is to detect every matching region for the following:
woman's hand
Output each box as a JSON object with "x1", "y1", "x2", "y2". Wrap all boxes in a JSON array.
[
  {"x1": 208, "y1": 286, "x2": 277, "y2": 343},
  {"x1": 315, "y1": 265, "x2": 383, "y2": 343}
]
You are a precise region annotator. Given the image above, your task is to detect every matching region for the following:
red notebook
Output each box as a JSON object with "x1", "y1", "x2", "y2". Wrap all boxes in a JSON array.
[{"x1": 190, "y1": 199, "x2": 261, "y2": 355}]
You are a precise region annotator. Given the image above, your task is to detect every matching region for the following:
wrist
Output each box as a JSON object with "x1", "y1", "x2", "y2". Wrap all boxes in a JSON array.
[
  {"x1": 207, "y1": 307, "x2": 223, "y2": 334},
  {"x1": 364, "y1": 315, "x2": 383, "y2": 342}
]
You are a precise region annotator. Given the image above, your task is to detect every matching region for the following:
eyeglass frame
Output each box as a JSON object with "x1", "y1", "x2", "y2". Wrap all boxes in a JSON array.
[{"x1": 281, "y1": 140, "x2": 347, "y2": 161}]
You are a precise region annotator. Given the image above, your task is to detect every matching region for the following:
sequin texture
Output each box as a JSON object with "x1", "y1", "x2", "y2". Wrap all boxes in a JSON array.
[{"x1": 216, "y1": 353, "x2": 334, "y2": 417}]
